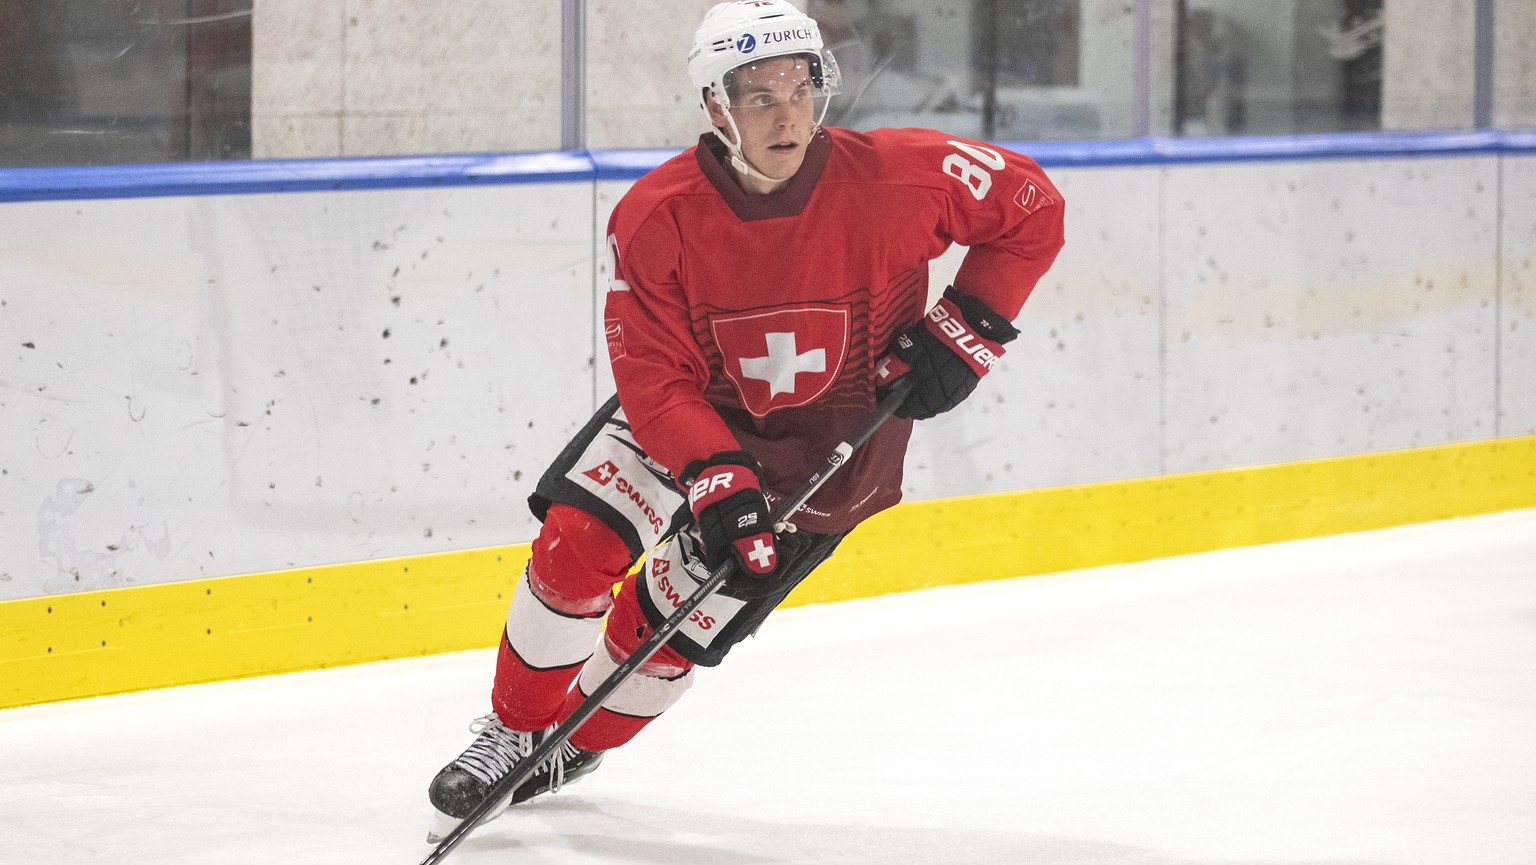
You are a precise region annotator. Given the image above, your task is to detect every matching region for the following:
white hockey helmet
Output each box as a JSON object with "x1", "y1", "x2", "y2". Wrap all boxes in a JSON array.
[{"x1": 687, "y1": 0, "x2": 842, "y2": 109}]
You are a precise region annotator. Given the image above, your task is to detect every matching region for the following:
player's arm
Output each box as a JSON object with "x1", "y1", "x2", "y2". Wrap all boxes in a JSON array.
[
  {"x1": 603, "y1": 214, "x2": 735, "y2": 479},
  {"x1": 604, "y1": 213, "x2": 779, "y2": 577},
  {"x1": 936, "y1": 132, "x2": 1066, "y2": 318},
  {"x1": 879, "y1": 131, "x2": 1067, "y2": 419}
]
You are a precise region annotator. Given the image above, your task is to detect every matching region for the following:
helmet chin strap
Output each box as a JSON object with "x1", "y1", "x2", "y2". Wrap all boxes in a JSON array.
[{"x1": 710, "y1": 96, "x2": 833, "y2": 187}]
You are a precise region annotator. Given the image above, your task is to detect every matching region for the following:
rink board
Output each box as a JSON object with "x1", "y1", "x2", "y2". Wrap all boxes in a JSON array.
[
  {"x1": 3, "y1": 434, "x2": 1533, "y2": 710},
  {"x1": 5, "y1": 135, "x2": 1536, "y2": 609},
  {"x1": 5, "y1": 132, "x2": 1536, "y2": 710}
]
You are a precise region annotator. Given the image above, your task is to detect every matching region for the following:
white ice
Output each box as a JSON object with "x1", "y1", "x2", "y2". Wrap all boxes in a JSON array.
[{"x1": 4, "y1": 509, "x2": 1535, "y2": 865}]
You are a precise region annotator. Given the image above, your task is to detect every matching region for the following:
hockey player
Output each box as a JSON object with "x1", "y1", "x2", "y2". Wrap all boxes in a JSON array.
[{"x1": 426, "y1": 0, "x2": 1065, "y2": 840}]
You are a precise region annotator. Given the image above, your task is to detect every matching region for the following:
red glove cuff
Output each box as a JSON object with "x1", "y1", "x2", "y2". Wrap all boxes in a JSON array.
[
  {"x1": 921, "y1": 296, "x2": 1008, "y2": 377},
  {"x1": 874, "y1": 350, "x2": 912, "y2": 386},
  {"x1": 686, "y1": 463, "x2": 762, "y2": 517},
  {"x1": 729, "y1": 532, "x2": 778, "y2": 574}
]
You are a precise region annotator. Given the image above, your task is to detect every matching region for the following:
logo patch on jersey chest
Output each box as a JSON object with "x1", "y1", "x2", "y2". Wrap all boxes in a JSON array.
[{"x1": 709, "y1": 305, "x2": 850, "y2": 417}]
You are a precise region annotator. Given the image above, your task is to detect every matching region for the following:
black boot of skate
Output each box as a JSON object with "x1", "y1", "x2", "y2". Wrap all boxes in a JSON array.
[{"x1": 426, "y1": 713, "x2": 604, "y2": 842}]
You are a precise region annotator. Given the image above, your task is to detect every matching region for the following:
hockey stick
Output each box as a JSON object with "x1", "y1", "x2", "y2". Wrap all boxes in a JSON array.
[{"x1": 418, "y1": 378, "x2": 914, "y2": 864}]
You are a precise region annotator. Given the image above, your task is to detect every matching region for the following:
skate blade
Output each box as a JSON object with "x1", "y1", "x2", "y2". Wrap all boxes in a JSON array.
[{"x1": 425, "y1": 808, "x2": 461, "y2": 844}]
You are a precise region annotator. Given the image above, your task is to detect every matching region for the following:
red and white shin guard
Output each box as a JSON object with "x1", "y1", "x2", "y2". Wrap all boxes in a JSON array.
[
  {"x1": 491, "y1": 504, "x2": 696, "y2": 750},
  {"x1": 491, "y1": 505, "x2": 632, "y2": 731},
  {"x1": 565, "y1": 573, "x2": 695, "y2": 752}
]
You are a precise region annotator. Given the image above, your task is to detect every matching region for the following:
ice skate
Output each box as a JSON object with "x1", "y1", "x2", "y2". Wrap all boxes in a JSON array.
[{"x1": 425, "y1": 713, "x2": 603, "y2": 843}]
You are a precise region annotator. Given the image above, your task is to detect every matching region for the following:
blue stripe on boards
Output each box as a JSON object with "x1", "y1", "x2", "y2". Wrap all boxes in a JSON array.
[
  {"x1": 1017, "y1": 130, "x2": 1535, "y2": 168},
  {"x1": 3, "y1": 131, "x2": 1534, "y2": 203},
  {"x1": 0, "y1": 151, "x2": 595, "y2": 204}
]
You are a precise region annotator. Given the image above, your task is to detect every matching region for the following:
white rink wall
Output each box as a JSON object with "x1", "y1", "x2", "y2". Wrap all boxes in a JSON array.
[
  {"x1": 908, "y1": 152, "x2": 1536, "y2": 497},
  {"x1": 1, "y1": 183, "x2": 596, "y2": 600},
  {"x1": 3, "y1": 147, "x2": 1535, "y2": 600}
]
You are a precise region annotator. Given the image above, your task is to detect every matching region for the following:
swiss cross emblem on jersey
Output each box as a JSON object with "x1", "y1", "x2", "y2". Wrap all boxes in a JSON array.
[{"x1": 709, "y1": 304, "x2": 850, "y2": 418}]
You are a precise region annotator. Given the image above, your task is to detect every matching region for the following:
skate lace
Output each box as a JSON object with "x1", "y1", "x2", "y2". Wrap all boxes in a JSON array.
[
  {"x1": 455, "y1": 714, "x2": 581, "y2": 794},
  {"x1": 546, "y1": 739, "x2": 582, "y2": 795},
  {"x1": 453, "y1": 714, "x2": 535, "y2": 788}
]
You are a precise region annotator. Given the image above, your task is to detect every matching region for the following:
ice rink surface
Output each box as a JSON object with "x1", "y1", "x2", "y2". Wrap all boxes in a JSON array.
[{"x1": 4, "y1": 509, "x2": 1534, "y2": 865}]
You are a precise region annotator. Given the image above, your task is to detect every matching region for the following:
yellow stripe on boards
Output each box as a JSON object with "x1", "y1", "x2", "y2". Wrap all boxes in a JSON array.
[
  {"x1": 799, "y1": 435, "x2": 1536, "y2": 604},
  {"x1": 0, "y1": 547, "x2": 529, "y2": 711},
  {"x1": 3, "y1": 435, "x2": 1534, "y2": 710}
]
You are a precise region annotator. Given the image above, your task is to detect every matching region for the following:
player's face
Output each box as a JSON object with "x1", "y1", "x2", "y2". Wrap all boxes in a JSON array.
[{"x1": 709, "y1": 56, "x2": 817, "y2": 192}]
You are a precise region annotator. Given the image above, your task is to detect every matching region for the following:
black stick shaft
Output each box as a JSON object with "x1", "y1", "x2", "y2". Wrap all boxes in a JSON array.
[{"x1": 419, "y1": 381, "x2": 910, "y2": 864}]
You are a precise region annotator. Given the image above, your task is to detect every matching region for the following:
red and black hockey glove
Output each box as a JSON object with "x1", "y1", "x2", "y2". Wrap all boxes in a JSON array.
[
  {"x1": 682, "y1": 451, "x2": 778, "y2": 580},
  {"x1": 876, "y1": 286, "x2": 1020, "y2": 420}
]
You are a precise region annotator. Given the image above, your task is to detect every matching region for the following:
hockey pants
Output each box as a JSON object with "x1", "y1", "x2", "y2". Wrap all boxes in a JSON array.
[{"x1": 492, "y1": 396, "x2": 848, "y2": 751}]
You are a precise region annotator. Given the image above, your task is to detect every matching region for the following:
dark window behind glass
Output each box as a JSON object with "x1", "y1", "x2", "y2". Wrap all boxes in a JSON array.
[
  {"x1": 971, "y1": 0, "x2": 1080, "y2": 91},
  {"x1": 971, "y1": 0, "x2": 1082, "y2": 139},
  {"x1": 0, "y1": 0, "x2": 250, "y2": 167},
  {"x1": 810, "y1": 0, "x2": 1091, "y2": 141},
  {"x1": 1174, "y1": 0, "x2": 1381, "y2": 136},
  {"x1": 1336, "y1": 0, "x2": 1383, "y2": 130}
]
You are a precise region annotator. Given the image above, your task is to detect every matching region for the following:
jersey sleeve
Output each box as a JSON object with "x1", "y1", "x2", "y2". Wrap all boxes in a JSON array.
[
  {"x1": 903, "y1": 130, "x2": 1066, "y2": 320},
  {"x1": 603, "y1": 203, "x2": 740, "y2": 482}
]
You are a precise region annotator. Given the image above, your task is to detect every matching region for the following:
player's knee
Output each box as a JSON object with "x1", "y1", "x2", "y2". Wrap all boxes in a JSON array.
[
  {"x1": 607, "y1": 575, "x2": 693, "y2": 677},
  {"x1": 529, "y1": 504, "x2": 635, "y2": 612}
]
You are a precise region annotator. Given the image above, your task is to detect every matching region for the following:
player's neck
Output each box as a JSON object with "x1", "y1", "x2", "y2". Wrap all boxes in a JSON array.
[{"x1": 729, "y1": 163, "x2": 792, "y2": 195}]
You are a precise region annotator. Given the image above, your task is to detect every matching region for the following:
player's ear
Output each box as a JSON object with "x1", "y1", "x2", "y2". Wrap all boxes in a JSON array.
[{"x1": 704, "y1": 88, "x2": 729, "y2": 127}]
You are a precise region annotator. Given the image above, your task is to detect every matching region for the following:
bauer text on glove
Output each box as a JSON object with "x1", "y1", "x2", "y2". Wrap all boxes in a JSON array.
[{"x1": 876, "y1": 286, "x2": 1020, "y2": 420}]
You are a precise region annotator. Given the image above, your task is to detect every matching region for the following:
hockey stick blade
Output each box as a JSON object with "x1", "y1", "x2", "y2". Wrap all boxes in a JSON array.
[{"x1": 417, "y1": 379, "x2": 913, "y2": 864}]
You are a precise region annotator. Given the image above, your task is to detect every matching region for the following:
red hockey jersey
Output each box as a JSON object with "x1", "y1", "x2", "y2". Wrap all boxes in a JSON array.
[{"x1": 604, "y1": 126, "x2": 1065, "y2": 534}]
